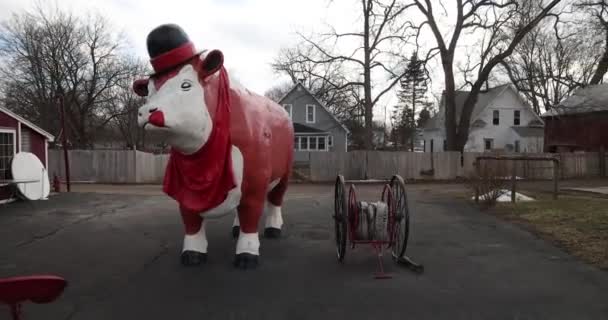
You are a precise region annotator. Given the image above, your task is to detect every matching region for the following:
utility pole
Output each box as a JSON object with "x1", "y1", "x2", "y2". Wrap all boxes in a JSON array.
[{"x1": 58, "y1": 94, "x2": 71, "y2": 192}]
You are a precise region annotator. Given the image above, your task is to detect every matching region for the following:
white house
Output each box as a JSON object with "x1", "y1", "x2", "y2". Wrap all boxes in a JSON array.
[{"x1": 423, "y1": 84, "x2": 544, "y2": 153}]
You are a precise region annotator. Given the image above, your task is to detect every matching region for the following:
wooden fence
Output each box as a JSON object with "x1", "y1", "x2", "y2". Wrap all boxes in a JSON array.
[
  {"x1": 48, "y1": 149, "x2": 607, "y2": 184},
  {"x1": 48, "y1": 149, "x2": 169, "y2": 184}
]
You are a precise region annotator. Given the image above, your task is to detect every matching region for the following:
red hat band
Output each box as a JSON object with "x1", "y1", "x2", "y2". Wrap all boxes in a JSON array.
[{"x1": 150, "y1": 42, "x2": 197, "y2": 75}]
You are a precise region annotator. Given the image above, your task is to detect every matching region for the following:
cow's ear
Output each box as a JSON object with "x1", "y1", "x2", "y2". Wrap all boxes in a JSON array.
[
  {"x1": 199, "y1": 49, "x2": 224, "y2": 78},
  {"x1": 133, "y1": 79, "x2": 149, "y2": 97}
]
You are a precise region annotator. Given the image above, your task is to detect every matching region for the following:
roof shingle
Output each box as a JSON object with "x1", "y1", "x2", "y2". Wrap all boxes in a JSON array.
[{"x1": 542, "y1": 84, "x2": 608, "y2": 117}]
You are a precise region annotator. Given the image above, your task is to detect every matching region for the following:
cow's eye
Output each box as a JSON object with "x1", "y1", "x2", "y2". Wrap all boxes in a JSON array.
[{"x1": 181, "y1": 81, "x2": 192, "y2": 90}]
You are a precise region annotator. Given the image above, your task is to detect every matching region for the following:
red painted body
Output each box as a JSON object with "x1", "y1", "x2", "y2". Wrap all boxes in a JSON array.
[
  {"x1": 225, "y1": 76, "x2": 293, "y2": 233},
  {"x1": 204, "y1": 70, "x2": 294, "y2": 204},
  {"x1": 0, "y1": 275, "x2": 67, "y2": 320},
  {"x1": 141, "y1": 56, "x2": 293, "y2": 234}
]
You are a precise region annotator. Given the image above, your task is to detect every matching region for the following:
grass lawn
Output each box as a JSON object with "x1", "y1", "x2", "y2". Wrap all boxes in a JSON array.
[{"x1": 490, "y1": 194, "x2": 608, "y2": 270}]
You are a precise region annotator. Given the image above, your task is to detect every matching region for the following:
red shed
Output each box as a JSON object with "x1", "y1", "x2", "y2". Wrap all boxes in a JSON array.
[
  {"x1": 0, "y1": 105, "x2": 55, "y2": 203},
  {"x1": 542, "y1": 84, "x2": 608, "y2": 153}
]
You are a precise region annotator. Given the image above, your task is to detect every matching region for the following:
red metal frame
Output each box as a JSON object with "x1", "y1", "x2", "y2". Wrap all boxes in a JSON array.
[
  {"x1": 346, "y1": 183, "x2": 399, "y2": 278},
  {"x1": 0, "y1": 275, "x2": 67, "y2": 320}
]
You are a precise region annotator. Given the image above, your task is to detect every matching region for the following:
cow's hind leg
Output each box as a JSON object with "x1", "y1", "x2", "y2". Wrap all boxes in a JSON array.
[
  {"x1": 234, "y1": 191, "x2": 265, "y2": 269},
  {"x1": 180, "y1": 206, "x2": 208, "y2": 266},
  {"x1": 232, "y1": 211, "x2": 240, "y2": 239},
  {"x1": 264, "y1": 176, "x2": 288, "y2": 238}
]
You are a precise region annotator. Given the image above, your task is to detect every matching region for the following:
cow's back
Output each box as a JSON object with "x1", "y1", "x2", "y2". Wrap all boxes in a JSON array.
[{"x1": 227, "y1": 84, "x2": 294, "y2": 184}]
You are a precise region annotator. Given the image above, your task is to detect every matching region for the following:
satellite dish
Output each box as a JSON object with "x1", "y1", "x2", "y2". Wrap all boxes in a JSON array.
[{"x1": 10, "y1": 152, "x2": 50, "y2": 201}]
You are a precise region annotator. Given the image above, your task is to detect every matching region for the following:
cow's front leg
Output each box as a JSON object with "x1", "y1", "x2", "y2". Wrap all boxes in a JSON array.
[
  {"x1": 234, "y1": 196, "x2": 264, "y2": 269},
  {"x1": 180, "y1": 206, "x2": 208, "y2": 266}
]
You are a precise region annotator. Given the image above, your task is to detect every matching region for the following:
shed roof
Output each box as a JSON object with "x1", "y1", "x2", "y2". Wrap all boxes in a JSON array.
[
  {"x1": 542, "y1": 83, "x2": 608, "y2": 117},
  {"x1": 0, "y1": 105, "x2": 54, "y2": 142}
]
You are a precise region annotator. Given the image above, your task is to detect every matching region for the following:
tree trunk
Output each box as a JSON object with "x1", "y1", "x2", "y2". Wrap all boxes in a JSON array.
[
  {"x1": 443, "y1": 55, "x2": 458, "y2": 151},
  {"x1": 456, "y1": 82, "x2": 483, "y2": 152},
  {"x1": 590, "y1": 27, "x2": 608, "y2": 85}
]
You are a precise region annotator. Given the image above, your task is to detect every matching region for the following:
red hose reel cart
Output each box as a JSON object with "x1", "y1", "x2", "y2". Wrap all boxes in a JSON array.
[{"x1": 333, "y1": 174, "x2": 423, "y2": 278}]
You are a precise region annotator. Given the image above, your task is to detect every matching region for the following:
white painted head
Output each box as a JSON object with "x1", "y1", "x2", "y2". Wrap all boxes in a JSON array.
[{"x1": 133, "y1": 51, "x2": 224, "y2": 155}]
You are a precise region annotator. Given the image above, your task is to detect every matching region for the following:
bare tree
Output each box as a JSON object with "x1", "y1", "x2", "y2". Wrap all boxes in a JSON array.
[
  {"x1": 264, "y1": 82, "x2": 293, "y2": 103},
  {"x1": 578, "y1": 0, "x2": 608, "y2": 85},
  {"x1": 0, "y1": 4, "x2": 134, "y2": 148},
  {"x1": 411, "y1": 0, "x2": 562, "y2": 151},
  {"x1": 104, "y1": 58, "x2": 150, "y2": 149},
  {"x1": 501, "y1": 19, "x2": 599, "y2": 113},
  {"x1": 281, "y1": 0, "x2": 418, "y2": 149},
  {"x1": 271, "y1": 43, "x2": 364, "y2": 125}
]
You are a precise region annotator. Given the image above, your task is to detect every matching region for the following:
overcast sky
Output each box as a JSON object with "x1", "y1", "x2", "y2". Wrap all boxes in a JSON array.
[{"x1": 0, "y1": 0, "x2": 458, "y2": 123}]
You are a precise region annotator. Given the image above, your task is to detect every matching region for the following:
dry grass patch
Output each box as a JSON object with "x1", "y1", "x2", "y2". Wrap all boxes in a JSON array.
[{"x1": 491, "y1": 194, "x2": 608, "y2": 270}]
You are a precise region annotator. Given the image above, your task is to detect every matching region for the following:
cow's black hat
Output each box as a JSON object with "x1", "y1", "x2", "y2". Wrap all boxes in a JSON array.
[{"x1": 145, "y1": 24, "x2": 201, "y2": 76}]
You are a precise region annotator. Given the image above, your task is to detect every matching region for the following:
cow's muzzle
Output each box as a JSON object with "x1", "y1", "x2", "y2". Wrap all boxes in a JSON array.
[{"x1": 148, "y1": 109, "x2": 165, "y2": 127}]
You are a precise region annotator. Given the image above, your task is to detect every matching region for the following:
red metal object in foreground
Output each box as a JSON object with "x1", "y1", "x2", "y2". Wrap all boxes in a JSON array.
[
  {"x1": 333, "y1": 175, "x2": 423, "y2": 279},
  {"x1": 372, "y1": 242, "x2": 392, "y2": 279},
  {"x1": 0, "y1": 275, "x2": 67, "y2": 320}
]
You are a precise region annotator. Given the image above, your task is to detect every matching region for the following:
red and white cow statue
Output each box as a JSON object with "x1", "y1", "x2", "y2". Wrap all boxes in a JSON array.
[{"x1": 133, "y1": 24, "x2": 294, "y2": 269}]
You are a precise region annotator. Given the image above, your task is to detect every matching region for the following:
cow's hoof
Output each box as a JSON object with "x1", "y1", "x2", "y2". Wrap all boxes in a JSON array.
[
  {"x1": 264, "y1": 227, "x2": 281, "y2": 238},
  {"x1": 181, "y1": 250, "x2": 207, "y2": 266},
  {"x1": 232, "y1": 226, "x2": 240, "y2": 239},
  {"x1": 233, "y1": 253, "x2": 259, "y2": 269}
]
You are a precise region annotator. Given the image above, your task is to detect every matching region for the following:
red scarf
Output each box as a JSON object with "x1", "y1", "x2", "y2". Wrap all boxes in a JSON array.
[{"x1": 163, "y1": 67, "x2": 236, "y2": 213}]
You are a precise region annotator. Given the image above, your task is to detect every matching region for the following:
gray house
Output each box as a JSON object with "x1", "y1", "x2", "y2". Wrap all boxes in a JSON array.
[{"x1": 277, "y1": 83, "x2": 349, "y2": 161}]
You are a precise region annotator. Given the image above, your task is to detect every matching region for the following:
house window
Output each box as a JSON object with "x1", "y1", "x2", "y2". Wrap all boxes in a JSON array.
[
  {"x1": 443, "y1": 139, "x2": 446, "y2": 151},
  {"x1": 484, "y1": 138, "x2": 493, "y2": 151},
  {"x1": 294, "y1": 136, "x2": 299, "y2": 151},
  {"x1": 294, "y1": 135, "x2": 329, "y2": 151},
  {"x1": 309, "y1": 137, "x2": 317, "y2": 150},
  {"x1": 306, "y1": 104, "x2": 316, "y2": 123},
  {"x1": 423, "y1": 140, "x2": 426, "y2": 152},
  {"x1": 318, "y1": 137, "x2": 326, "y2": 150},
  {"x1": 493, "y1": 110, "x2": 499, "y2": 125},
  {"x1": 430, "y1": 139, "x2": 434, "y2": 152},
  {"x1": 328, "y1": 135, "x2": 333, "y2": 147},
  {"x1": 283, "y1": 104, "x2": 292, "y2": 119},
  {"x1": 0, "y1": 130, "x2": 16, "y2": 180},
  {"x1": 300, "y1": 136, "x2": 308, "y2": 150},
  {"x1": 514, "y1": 110, "x2": 520, "y2": 126},
  {"x1": 514, "y1": 140, "x2": 520, "y2": 153}
]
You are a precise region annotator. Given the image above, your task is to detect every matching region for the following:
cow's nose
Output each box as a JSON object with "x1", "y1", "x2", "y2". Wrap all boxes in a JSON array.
[{"x1": 149, "y1": 107, "x2": 158, "y2": 113}]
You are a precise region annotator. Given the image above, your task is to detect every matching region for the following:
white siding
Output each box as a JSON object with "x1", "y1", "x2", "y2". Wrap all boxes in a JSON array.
[
  {"x1": 472, "y1": 88, "x2": 540, "y2": 152},
  {"x1": 423, "y1": 87, "x2": 543, "y2": 152}
]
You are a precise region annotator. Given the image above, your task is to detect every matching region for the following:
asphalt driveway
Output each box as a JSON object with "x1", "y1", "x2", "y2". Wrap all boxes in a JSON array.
[{"x1": 0, "y1": 183, "x2": 607, "y2": 319}]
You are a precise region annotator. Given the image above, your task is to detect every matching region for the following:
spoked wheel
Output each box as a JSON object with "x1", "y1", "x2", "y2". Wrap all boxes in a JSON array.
[
  {"x1": 333, "y1": 175, "x2": 347, "y2": 262},
  {"x1": 390, "y1": 175, "x2": 410, "y2": 260}
]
